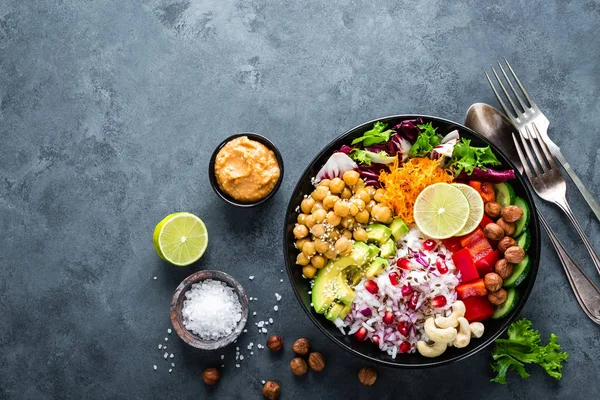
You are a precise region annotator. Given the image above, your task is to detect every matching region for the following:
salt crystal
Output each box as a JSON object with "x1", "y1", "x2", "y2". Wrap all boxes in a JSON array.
[
  {"x1": 153, "y1": 365, "x2": 157, "y2": 370},
  {"x1": 257, "y1": 321, "x2": 264, "y2": 327},
  {"x1": 165, "y1": 337, "x2": 168, "y2": 341},
  {"x1": 158, "y1": 344, "x2": 162, "y2": 349},
  {"x1": 153, "y1": 277, "x2": 157, "y2": 280},
  {"x1": 163, "y1": 346, "x2": 167, "y2": 350},
  {"x1": 253, "y1": 312, "x2": 257, "y2": 316},
  {"x1": 167, "y1": 329, "x2": 172, "y2": 334},
  {"x1": 261, "y1": 328, "x2": 267, "y2": 333},
  {"x1": 262, "y1": 380, "x2": 266, "y2": 384},
  {"x1": 249, "y1": 276, "x2": 254, "y2": 280},
  {"x1": 269, "y1": 318, "x2": 273, "y2": 324},
  {"x1": 274, "y1": 305, "x2": 278, "y2": 311},
  {"x1": 236, "y1": 347, "x2": 239, "y2": 350},
  {"x1": 169, "y1": 369, "x2": 172, "y2": 373},
  {"x1": 221, "y1": 364, "x2": 224, "y2": 367},
  {"x1": 163, "y1": 352, "x2": 168, "y2": 359},
  {"x1": 221, "y1": 355, "x2": 225, "y2": 360},
  {"x1": 171, "y1": 363, "x2": 175, "y2": 367},
  {"x1": 251, "y1": 352, "x2": 254, "y2": 355},
  {"x1": 253, "y1": 298, "x2": 258, "y2": 301},
  {"x1": 275, "y1": 293, "x2": 282, "y2": 301},
  {"x1": 236, "y1": 364, "x2": 240, "y2": 368},
  {"x1": 247, "y1": 342, "x2": 254, "y2": 349},
  {"x1": 240, "y1": 355, "x2": 244, "y2": 360},
  {"x1": 170, "y1": 354, "x2": 174, "y2": 358},
  {"x1": 243, "y1": 329, "x2": 247, "y2": 333},
  {"x1": 280, "y1": 279, "x2": 283, "y2": 282},
  {"x1": 249, "y1": 297, "x2": 253, "y2": 300},
  {"x1": 265, "y1": 322, "x2": 269, "y2": 326}
]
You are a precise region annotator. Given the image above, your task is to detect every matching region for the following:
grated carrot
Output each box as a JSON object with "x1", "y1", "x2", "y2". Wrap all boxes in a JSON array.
[{"x1": 379, "y1": 157, "x2": 454, "y2": 224}]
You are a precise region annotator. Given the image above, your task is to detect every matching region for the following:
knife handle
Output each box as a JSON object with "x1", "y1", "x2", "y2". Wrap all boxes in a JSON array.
[{"x1": 555, "y1": 151, "x2": 600, "y2": 222}]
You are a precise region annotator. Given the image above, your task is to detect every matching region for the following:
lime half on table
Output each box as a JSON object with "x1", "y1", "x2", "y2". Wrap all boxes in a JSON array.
[
  {"x1": 452, "y1": 183, "x2": 485, "y2": 236},
  {"x1": 413, "y1": 183, "x2": 470, "y2": 239},
  {"x1": 153, "y1": 212, "x2": 208, "y2": 266}
]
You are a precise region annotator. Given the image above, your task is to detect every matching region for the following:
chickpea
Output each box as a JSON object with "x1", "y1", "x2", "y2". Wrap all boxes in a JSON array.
[
  {"x1": 313, "y1": 209, "x2": 326, "y2": 223},
  {"x1": 302, "y1": 241, "x2": 316, "y2": 257},
  {"x1": 350, "y1": 198, "x2": 366, "y2": 211},
  {"x1": 305, "y1": 214, "x2": 316, "y2": 229},
  {"x1": 352, "y1": 178, "x2": 366, "y2": 190},
  {"x1": 341, "y1": 187, "x2": 352, "y2": 199},
  {"x1": 297, "y1": 213, "x2": 308, "y2": 225},
  {"x1": 374, "y1": 188, "x2": 386, "y2": 203},
  {"x1": 349, "y1": 203, "x2": 359, "y2": 216},
  {"x1": 365, "y1": 200, "x2": 377, "y2": 213},
  {"x1": 343, "y1": 170, "x2": 360, "y2": 186},
  {"x1": 340, "y1": 242, "x2": 353, "y2": 256},
  {"x1": 322, "y1": 195, "x2": 339, "y2": 210},
  {"x1": 353, "y1": 227, "x2": 368, "y2": 242},
  {"x1": 312, "y1": 185, "x2": 330, "y2": 201},
  {"x1": 324, "y1": 249, "x2": 337, "y2": 259},
  {"x1": 311, "y1": 255, "x2": 326, "y2": 269},
  {"x1": 334, "y1": 200, "x2": 350, "y2": 217},
  {"x1": 342, "y1": 230, "x2": 353, "y2": 240},
  {"x1": 365, "y1": 186, "x2": 376, "y2": 198},
  {"x1": 301, "y1": 197, "x2": 316, "y2": 214},
  {"x1": 354, "y1": 188, "x2": 371, "y2": 203},
  {"x1": 329, "y1": 178, "x2": 345, "y2": 194},
  {"x1": 371, "y1": 204, "x2": 393, "y2": 224},
  {"x1": 296, "y1": 252, "x2": 310, "y2": 266},
  {"x1": 355, "y1": 210, "x2": 370, "y2": 224},
  {"x1": 311, "y1": 201, "x2": 324, "y2": 213},
  {"x1": 296, "y1": 238, "x2": 309, "y2": 251},
  {"x1": 326, "y1": 211, "x2": 341, "y2": 226},
  {"x1": 310, "y1": 223, "x2": 326, "y2": 238},
  {"x1": 302, "y1": 265, "x2": 317, "y2": 279},
  {"x1": 341, "y1": 216, "x2": 356, "y2": 229},
  {"x1": 293, "y1": 224, "x2": 309, "y2": 239},
  {"x1": 314, "y1": 239, "x2": 329, "y2": 254},
  {"x1": 334, "y1": 236, "x2": 350, "y2": 254},
  {"x1": 329, "y1": 229, "x2": 341, "y2": 241},
  {"x1": 319, "y1": 178, "x2": 331, "y2": 187}
]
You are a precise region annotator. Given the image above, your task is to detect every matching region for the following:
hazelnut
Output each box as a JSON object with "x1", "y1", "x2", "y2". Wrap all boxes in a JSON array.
[
  {"x1": 485, "y1": 202, "x2": 503, "y2": 219},
  {"x1": 496, "y1": 218, "x2": 516, "y2": 237},
  {"x1": 262, "y1": 381, "x2": 281, "y2": 400},
  {"x1": 358, "y1": 367, "x2": 377, "y2": 386},
  {"x1": 308, "y1": 352, "x2": 326, "y2": 372},
  {"x1": 498, "y1": 236, "x2": 517, "y2": 253},
  {"x1": 488, "y1": 288, "x2": 508, "y2": 305},
  {"x1": 484, "y1": 272, "x2": 503, "y2": 292},
  {"x1": 483, "y1": 223, "x2": 505, "y2": 241},
  {"x1": 501, "y1": 205, "x2": 524, "y2": 223},
  {"x1": 267, "y1": 335, "x2": 283, "y2": 351},
  {"x1": 201, "y1": 367, "x2": 220, "y2": 385},
  {"x1": 494, "y1": 259, "x2": 514, "y2": 279},
  {"x1": 292, "y1": 338, "x2": 310, "y2": 355},
  {"x1": 290, "y1": 357, "x2": 308, "y2": 376},
  {"x1": 504, "y1": 246, "x2": 525, "y2": 264}
]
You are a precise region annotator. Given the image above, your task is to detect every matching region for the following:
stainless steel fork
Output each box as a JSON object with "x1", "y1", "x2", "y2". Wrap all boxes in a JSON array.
[
  {"x1": 512, "y1": 127, "x2": 600, "y2": 280},
  {"x1": 485, "y1": 59, "x2": 600, "y2": 222}
]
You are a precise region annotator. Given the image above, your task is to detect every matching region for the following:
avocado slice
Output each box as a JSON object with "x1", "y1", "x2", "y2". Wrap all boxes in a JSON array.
[
  {"x1": 325, "y1": 303, "x2": 345, "y2": 321},
  {"x1": 390, "y1": 218, "x2": 409, "y2": 241},
  {"x1": 367, "y1": 243, "x2": 380, "y2": 259},
  {"x1": 312, "y1": 242, "x2": 370, "y2": 314},
  {"x1": 339, "y1": 304, "x2": 352, "y2": 320},
  {"x1": 380, "y1": 238, "x2": 396, "y2": 259},
  {"x1": 365, "y1": 257, "x2": 389, "y2": 278},
  {"x1": 334, "y1": 273, "x2": 355, "y2": 305},
  {"x1": 366, "y1": 224, "x2": 393, "y2": 245}
]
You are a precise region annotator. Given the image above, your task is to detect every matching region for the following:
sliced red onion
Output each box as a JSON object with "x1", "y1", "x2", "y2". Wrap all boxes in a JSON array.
[{"x1": 359, "y1": 308, "x2": 372, "y2": 317}]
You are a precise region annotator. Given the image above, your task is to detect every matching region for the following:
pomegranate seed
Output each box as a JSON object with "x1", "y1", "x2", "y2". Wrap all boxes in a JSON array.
[
  {"x1": 382, "y1": 311, "x2": 394, "y2": 325},
  {"x1": 431, "y1": 295, "x2": 447, "y2": 308},
  {"x1": 407, "y1": 292, "x2": 419, "y2": 310},
  {"x1": 399, "y1": 341, "x2": 412, "y2": 353},
  {"x1": 397, "y1": 321, "x2": 411, "y2": 337},
  {"x1": 401, "y1": 284, "x2": 414, "y2": 296},
  {"x1": 436, "y1": 258, "x2": 448, "y2": 274},
  {"x1": 354, "y1": 326, "x2": 368, "y2": 341},
  {"x1": 423, "y1": 239, "x2": 437, "y2": 251},
  {"x1": 396, "y1": 258, "x2": 413, "y2": 270},
  {"x1": 364, "y1": 279, "x2": 379, "y2": 294},
  {"x1": 388, "y1": 272, "x2": 401, "y2": 286},
  {"x1": 371, "y1": 335, "x2": 380, "y2": 345}
]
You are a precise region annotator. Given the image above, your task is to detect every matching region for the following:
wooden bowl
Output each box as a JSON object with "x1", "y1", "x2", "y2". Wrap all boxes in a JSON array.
[{"x1": 170, "y1": 270, "x2": 249, "y2": 350}]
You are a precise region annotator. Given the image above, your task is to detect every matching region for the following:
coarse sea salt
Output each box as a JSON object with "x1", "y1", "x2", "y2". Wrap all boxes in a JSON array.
[{"x1": 181, "y1": 279, "x2": 242, "y2": 340}]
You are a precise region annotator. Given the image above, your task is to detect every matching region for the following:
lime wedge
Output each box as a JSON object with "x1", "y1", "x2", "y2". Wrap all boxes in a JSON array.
[
  {"x1": 452, "y1": 183, "x2": 485, "y2": 236},
  {"x1": 413, "y1": 183, "x2": 470, "y2": 239},
  {"x1": 153, "y1": 212, "x2": 208, "y2": 266}
]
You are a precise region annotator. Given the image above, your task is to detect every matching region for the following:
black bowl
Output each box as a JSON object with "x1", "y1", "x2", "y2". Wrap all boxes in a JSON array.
[
  {"x1": 283, "y1": 115, "x2": 540, "y2": 368},
  {"x1": 209, "y1": 133, "x2": 284, "y2": 207}
]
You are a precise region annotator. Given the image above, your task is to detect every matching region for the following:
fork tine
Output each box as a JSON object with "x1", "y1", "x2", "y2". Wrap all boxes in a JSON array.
[
  {"x1": 518, "y1": 130, "x2": 543, "y2": 177},
  {"x1": 485, "y1": 71, "x2": 515, "y2": 120},
  {"x1": 504, "y1": 58, "x2": 536, "y2": 107},
  {"x1": 531, "y1": 122, "x2": 560, "y2": 170},
  {"x1": 498, "y1": 61, "x2": 528, "y2": 112},
  {"x1": 491, "y1": 66, "x2": 521, "y2": 118},
  {"x1": 524, "y1": 125, "x2": 550, "y2": 173},
  {"x1": 512, "y1": 133, "x2": 535, "y2": 180}
]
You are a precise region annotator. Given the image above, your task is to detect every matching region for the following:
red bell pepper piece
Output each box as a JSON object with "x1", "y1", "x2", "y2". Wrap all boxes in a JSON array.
[
  {"x1": 452, "y1": 248, "x2": 479, "y2": 283},
  {"x1": 475, "y1": 249, "x2": 501, "y2": 276},
  {"x1": 459, "y1": 228, "x2": 493, "y2": 262},
  {"x1": 456, "y1": 279, "x2": 488, "y2": 299},
  {"x1": 441, "y1": 236, "x2": 462, "y2": 253},
  {"x1": 479, "y1": 214, "x2": 494, "y2": 230},
  {"x1": 462, "y1": 296, "x2": 495, "y2": 322},
  {"x1": 469, "y1": 181, "x2": 496, "y2": 203}
]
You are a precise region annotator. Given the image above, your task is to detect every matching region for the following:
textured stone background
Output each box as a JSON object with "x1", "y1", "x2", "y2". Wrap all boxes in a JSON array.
[{"x1": 1, "y1": 0, "x2": 599, "y2": 399}]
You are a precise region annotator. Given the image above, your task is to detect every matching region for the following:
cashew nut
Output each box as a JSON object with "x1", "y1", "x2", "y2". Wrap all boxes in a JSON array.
[
  {"x1": 469, "y1": 322, "x2": 485, "y2": 338},
  {"x1": 417, "y1": 340, "x2": 448, "y2": 358},
  {"x1": 435, "y1": 300, "x2": 466, "y2": 328},
  {"x1": 424, "y1": 317, "x2": 457, "y2": 343},
  {"x1": 452, "y1": 317, "x2": 471, "y2": 348}
]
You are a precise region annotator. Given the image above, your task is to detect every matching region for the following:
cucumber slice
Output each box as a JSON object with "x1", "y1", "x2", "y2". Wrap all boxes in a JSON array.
[
  {"x1": 504, "y1": 255, "x2": 530, "y2": 287},
  {"x1": 513, "y1": 197, "x2": 531, "y2": 237},
  {"x1": 492, "y1": 287, "x2": 519, "y2": 319},
  {"x1": 516, "y1": 230, "x2": 531, "y2": 252},
  {"x1": 493, "y1": 182, "x2": 516, "y2": 207}
]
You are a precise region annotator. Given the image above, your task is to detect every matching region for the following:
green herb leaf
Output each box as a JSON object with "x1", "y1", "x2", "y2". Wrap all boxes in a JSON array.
[
  {"x1": 350, "y1": 149, "x2": 372, "y2": 165},
  {"x1": 408, "y1": 122, "x2": 441, "y2": 157},
  {"x1": 447, "y1": 138, "x2": 501, "y2": 176},
  {"x1": 351, "y1": 122, "x2": 393, "y2": 147}
]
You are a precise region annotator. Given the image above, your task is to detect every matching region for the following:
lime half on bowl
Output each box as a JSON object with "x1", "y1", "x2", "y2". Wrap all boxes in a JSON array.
[
  {"x1": 153, "y1": 212, "x2": 208, "y2": 266},
  {"x1": 413, "y1": 183, "x2": 470, "y2": 239}
]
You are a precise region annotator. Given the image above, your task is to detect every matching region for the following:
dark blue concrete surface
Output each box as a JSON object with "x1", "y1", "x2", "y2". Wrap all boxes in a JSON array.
[{"x1": 1, "y1": 1, "x2": 599, "y2": 399}]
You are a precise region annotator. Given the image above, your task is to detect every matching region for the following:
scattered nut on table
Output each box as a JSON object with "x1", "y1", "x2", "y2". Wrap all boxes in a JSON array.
[
  {"x1": 494, "y1": 259, "x2": 514, "y2": 279},
  {"x1": 501, "y1": 205, "x2": 524, "y2": 222},
  {"x1": 262, "y1": 381, "x2": 280, "y2": 400},
  {"x1": 484, "y1": 272, "x2": 503, "y2": 292},
  {"x1": 290, "y1": 357, "x2": 308, "y2": 376},
  {"x1": 358, "y1": 367, "x2": 377, "y2": 386},
  {"x1": 488, "y1": 288, "x2": 508, "y2": 305},
  {"x1": 504, "y1": 246, "x2": 525, "y2": 264},
  {"x1": 292, "y1": 338, "x2": 310, "y2": 355},
  {"x1": 267, "y1": 335, "x2": 283, "y2": 351},
  {"x1": 485, "y1": 202, "x2": 503, "y2": 219},
  {"x1": 498, "y1": 236, "x2": 517, "y2": 253},
  {"x1": 201, "y1": 368, "x2": 220, "y2": 385},
  {"x1": 484, "y1": 223, "x2": 505, "y2": 241},
  {"x1": 308, "y1": 352, "x2": 326, "y2": 372}
]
